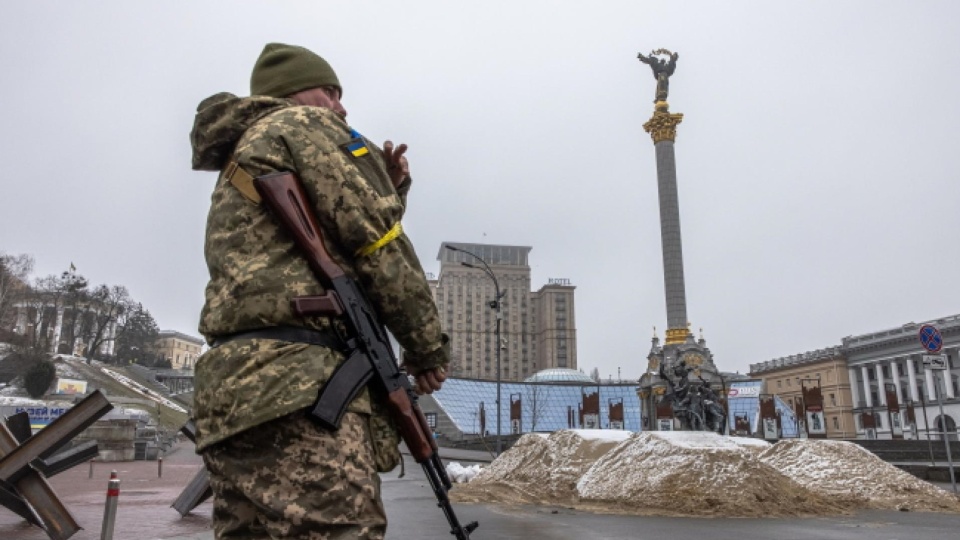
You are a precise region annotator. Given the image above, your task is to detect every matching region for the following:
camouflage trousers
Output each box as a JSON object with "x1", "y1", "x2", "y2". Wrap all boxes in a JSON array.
[{"x1": 201, "y1": 410, "x2": 387, "y2": 539}]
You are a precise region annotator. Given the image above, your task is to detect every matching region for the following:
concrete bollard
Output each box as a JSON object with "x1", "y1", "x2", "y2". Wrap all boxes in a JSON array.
[
  {"x1": 158, "y1": 456, "x2": 163, "y2": 478},
  {"x1": 101, "y1": 471, "x2": 120, "y2": 540}
]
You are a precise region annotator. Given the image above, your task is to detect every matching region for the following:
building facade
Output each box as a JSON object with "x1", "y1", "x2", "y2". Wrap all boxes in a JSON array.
[
  {"x1": 154, "y1": 330, "x2": 204, "y2": 370},
  {"x1": 431, "y1": 242, "x2": 577, "y2": 381},
  {"x1": 11, "y1": 295, "x2": 118, "y2": 357},
  {"x1": 748, "y1": 348, "x2": 857, "y2": 439},
  {"x1": 842, "y1": 315, "x2": 959, "y2": 441},
  {"x1": 749, "y1": 313, "x2": 959, "y2": 440}
]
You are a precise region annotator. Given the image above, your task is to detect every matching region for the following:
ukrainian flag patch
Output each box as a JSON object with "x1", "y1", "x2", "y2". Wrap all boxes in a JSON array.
[{"x1": 345, "y1": 128, "x2": 369, "y2": 157}]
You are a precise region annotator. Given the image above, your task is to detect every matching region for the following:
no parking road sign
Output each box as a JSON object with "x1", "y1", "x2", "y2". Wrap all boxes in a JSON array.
[{"x1": 918, "y1": 324, "x2": 943, "y2": 353}]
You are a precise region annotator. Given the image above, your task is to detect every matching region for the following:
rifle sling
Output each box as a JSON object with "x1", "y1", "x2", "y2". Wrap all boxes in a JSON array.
[
  {"x1": 224, "y1": 160, "x2": 261, "y2": 204},
  {"x1": 210, "y1": 326, "x2": 368, "y2": 431},
  {"x1": 210, "y1": 326, "x2": 346, "y2": 351}
]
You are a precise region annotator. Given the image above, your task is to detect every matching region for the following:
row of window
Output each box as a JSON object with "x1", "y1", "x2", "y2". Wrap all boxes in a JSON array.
[{"x1": 785, "y1": 394, "x2": 838, "y2": 408}]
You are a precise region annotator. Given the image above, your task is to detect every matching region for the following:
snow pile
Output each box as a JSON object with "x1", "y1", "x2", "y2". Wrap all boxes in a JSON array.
[
  {"x1": 450, "y1": 433, "x2": 551, "y2": 504},
  {"x1": 452, "y1": 430, "x2": 633, "y2": 505},
  {"x1": 446, "y1": 462, "x2": 484, "y2": 483},
  {"x1": 452, "y1": 430, "x2": 960, "y2": 517},
  {"x1": 576, "y1": 432, "x2": 837, "y2": 517},
  {"x1": 758, "y1": 440, "x2": 960, "y2": 512},
  {"x1": 0, "y1": 395, "x2": 48, "y2": 407}
]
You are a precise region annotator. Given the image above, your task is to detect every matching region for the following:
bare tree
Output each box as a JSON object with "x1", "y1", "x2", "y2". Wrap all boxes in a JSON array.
[
  {"x1": 0, "y1": 252, "x2": 34, "y2": 332},
  {"x1": 589, "y1": 367, "x2": 600, "y2": 383},
  {"x1": 524, "y1": 383, "x2": 551, "y2": 432},
  {"x1": 77, "y1": 284, "x2": 132, "y2": 362}
]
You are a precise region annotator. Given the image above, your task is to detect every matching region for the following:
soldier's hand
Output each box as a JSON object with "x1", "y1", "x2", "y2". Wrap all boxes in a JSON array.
[
  {"x1": 383, "y1": 140, "x2": 410, "y2": 189},
  {"x1": 414, "y1": 366, "x2": 446, "y2": 395}
]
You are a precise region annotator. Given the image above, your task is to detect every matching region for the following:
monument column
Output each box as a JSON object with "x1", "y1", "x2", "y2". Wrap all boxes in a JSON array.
[
  {"x1": 638, "y1": 49, "x2": 723, "y2": 430},
  {"x1": 644, "y1": 104, "x2": 688, "y2": 343}
]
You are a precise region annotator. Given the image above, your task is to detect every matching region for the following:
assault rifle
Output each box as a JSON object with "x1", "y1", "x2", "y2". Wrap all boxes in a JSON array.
[{"x1": 254, "y1": 171, "x2": 478, "y2": 540}]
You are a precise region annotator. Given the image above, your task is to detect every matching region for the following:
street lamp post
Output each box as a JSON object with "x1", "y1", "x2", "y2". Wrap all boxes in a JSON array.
[{"x1": 445, "y1": 244, "x2": 505, "y2": 455}]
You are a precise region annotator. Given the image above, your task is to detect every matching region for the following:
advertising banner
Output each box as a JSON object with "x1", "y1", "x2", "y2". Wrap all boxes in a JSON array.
[
  {"x1": 762, "y1": 417, "x2": 778, "y2": 439},
  {"x1": 12, "y1": 405, "x2": 68, "y2": 430},
  {"x1": 727, "y1": 382, "x2": 761, "y2": 399},
  {"x1": 905, "y1": 402, "x2": 918, "y2": 439},
  {"x1": 890, "y1": 410, "x2": 903, "y2": 437},
  {"x1": 884, "y1": 382, "x2": 902, "y2": 439},
  {"x1": 861, "y1": 411, "x2": 876, "y2": 439},
  {"x1": 55, "y1": 378, "x2": 87, "y2": 395},
  {"x1": 801, "y1": 382, "x2": 826, "y2": 439},
  {"x1": 734, "y1": 414, "x2": 751, "y2": 436},
  {"x1": 806, "y1": 405, "x2": 826, "y2": 435}
]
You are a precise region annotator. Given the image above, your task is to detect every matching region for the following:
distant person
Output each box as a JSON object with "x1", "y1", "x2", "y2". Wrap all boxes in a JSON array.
[{"x1": 189, "y1": 43, "x2": 449, "y2": 539}]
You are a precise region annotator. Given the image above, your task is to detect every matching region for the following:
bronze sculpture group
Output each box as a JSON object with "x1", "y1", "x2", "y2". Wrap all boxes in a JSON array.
[{"x1": 658, "y1": 360, "x2": 726, "y2": 433}]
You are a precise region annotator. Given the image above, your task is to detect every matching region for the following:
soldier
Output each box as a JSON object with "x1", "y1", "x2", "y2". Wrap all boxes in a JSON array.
[{"x1": 189, "y1": 43, "x2": 449, "y2": 539}]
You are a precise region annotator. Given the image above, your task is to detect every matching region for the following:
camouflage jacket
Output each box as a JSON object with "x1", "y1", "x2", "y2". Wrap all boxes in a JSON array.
[{"x1": 189, "y1": 92, "x2": 448, "y2": 453}]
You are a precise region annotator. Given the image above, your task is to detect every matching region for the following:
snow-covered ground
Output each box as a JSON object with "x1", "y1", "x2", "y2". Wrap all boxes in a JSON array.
[
  {"x1": 98, "y1": 367, "x2": 188, "y2": 414},
  {"x1": 450, "y1": 429, "x2": 960, "y2": 517},
  {"x1": 0, "y1": 355, "x2": 187, "y2": 418}
]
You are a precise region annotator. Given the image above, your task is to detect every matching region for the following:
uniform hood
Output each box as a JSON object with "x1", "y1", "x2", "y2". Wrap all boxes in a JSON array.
[{"x1": 190, "y1": 92, "x2": 292, "y2": 171}]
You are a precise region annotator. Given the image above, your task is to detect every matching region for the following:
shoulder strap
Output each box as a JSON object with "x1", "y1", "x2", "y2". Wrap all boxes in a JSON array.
[{"x1": 223, "y1": 160, "x2": 261, "y2": 204}]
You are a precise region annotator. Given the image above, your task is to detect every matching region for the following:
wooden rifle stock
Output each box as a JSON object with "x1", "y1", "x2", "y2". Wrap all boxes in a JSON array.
[
  {"x1": 388, "y1": 389, "x2": 433, "y2": 461},
  {"x1": 253, "y1": 172, "x2": 345, "y2": 283}
]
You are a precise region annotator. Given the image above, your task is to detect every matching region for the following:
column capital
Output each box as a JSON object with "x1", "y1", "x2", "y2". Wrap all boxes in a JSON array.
[
  {"x1": 664, "y1": 327, "x2": 691, "y2": 345},
  {"x1": 643, "y1": 110, "x2": 684, "y2": 143}
]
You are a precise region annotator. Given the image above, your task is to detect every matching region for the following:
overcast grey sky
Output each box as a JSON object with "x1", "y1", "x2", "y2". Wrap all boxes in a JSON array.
[{"x1": 2, "y1": 1, "x2": 959, "y2": 380}]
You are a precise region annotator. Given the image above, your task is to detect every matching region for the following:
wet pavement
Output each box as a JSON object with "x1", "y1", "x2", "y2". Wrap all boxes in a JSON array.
[
  {"x1": 1, "y1": 442, "x2": 959, "y2": 539},
  {"x1": 0, "y1": 440, "x2": 213, "y2": 539}
]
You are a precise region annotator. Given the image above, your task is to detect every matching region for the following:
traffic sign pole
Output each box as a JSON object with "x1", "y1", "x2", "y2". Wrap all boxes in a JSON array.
[
  {"x1": 917, "y1": 323, "x2": 956, "y2": 494},
  {"x1": 934, "y1": 373, "x2": 957, "y2": 494}
]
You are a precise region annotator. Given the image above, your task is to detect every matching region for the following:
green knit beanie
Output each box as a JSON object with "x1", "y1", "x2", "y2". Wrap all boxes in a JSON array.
[{"x1": 250, "y1": 43, "x2": 341, "y2": 98}]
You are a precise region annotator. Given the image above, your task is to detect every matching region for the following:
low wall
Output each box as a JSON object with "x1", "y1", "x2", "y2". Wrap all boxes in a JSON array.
[{"x1": 74, "y1": 418, "x2": 137, "y2": 462}]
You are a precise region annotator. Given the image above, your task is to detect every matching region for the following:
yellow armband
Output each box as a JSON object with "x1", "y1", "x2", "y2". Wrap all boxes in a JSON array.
[{"x1": 355, "y1": 222, "x2": 403, "y2": 257}]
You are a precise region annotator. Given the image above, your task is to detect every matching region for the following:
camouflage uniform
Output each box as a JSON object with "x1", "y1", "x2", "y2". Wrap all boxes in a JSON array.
[{"x1": 190, "y1": 91, "x2": 448, "y2": 538}]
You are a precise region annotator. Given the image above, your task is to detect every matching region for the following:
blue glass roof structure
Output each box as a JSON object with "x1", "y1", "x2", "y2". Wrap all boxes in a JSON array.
[
  {"x1": 524, "y1": 368, "x2": 596, "y2": 383},
  {"x1": 726, "y1": 380, "x2": 799, "y2": 437},
  {"x1": 431, "y1": 378, "x2": 642, "y2": 435}
]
